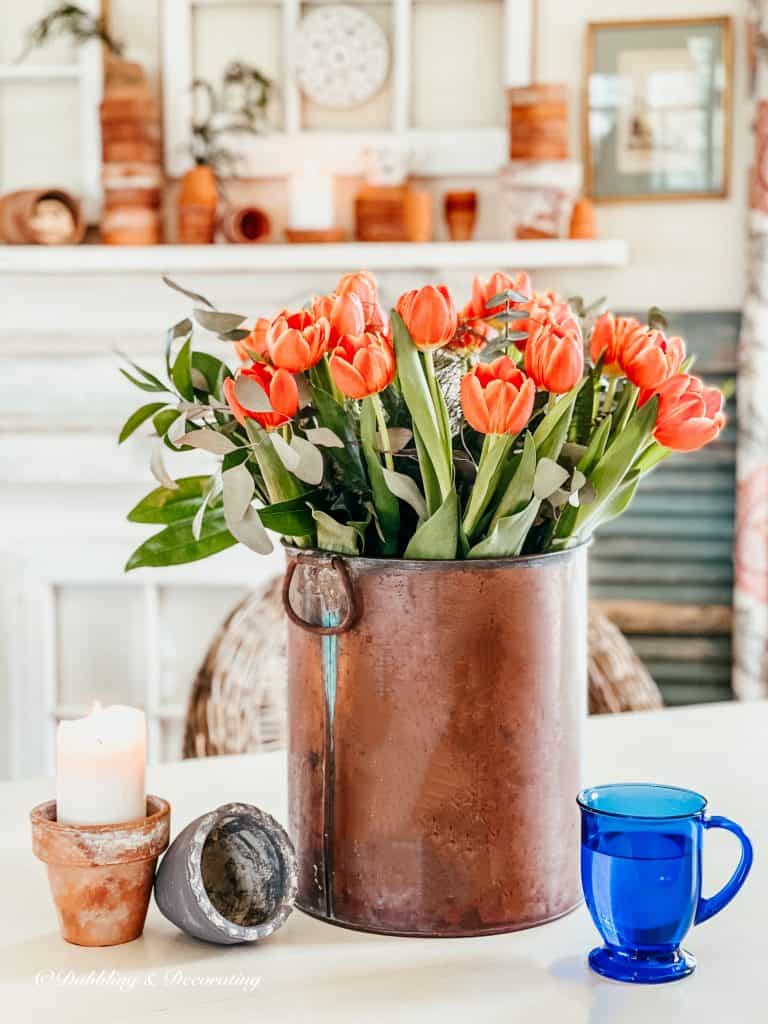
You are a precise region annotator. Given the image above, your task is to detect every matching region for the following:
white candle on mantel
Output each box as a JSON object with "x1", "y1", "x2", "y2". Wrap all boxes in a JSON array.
[
  {"x1": 56, "y1": 704, "x2": 147, "y2": 825},
  {"x1": 288, "y1": 159, "x2": 335, "y2": 231}
]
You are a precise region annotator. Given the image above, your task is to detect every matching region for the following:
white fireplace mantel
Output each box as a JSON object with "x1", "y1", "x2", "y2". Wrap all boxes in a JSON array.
[{"x1": 0, "y1": 239, "x2": 628, "y2": 275}]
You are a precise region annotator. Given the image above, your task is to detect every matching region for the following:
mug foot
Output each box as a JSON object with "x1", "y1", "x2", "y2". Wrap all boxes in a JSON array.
[{"x1": 588, "y1": 946, "x2": 696, "y2": 984}]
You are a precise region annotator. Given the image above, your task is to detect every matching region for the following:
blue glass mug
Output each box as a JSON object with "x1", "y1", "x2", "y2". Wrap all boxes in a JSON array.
[{"x1": 578, "y1": 783, "x2": 753, "y2": 984}]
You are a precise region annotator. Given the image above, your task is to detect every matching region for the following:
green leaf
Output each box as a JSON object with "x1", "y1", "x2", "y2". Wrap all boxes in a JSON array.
[
  {"x1": 571, "y1": 371, "x2": 595, "y2": 444},
  {"x1": 118, "y1": 355, "x2": 170, "y2": 393},
  {"x1": 153, "y1": 408, "x2": 181, "y2": 437},
  {"x1": 404, "y1": 487, "x2": 458, "y2": 559},
  {"x1": 382, "y1": 468, "x2": 427, "y2": 520},
  {"x1": 462, "y1": 433, "x2": 513, "y2": 540},
  {"x1": 244, "y1": 421, "x2": 305, "y2": 504},
  {"x1": 533, "y1": 386, "x2": 580, "y2": 452},
  {"x1": 632, "y1": 441, "x2": 670, "y2": 475},
  {"x1": 489, "y1": 431, "x2": 536, "y2": 528},
  {"x1": 486, "y1": 289, "x2": 529, "y2": 307},
  {"x1": 171, "y1": 337, "x2": 194, "y2": 401},
  {"x1": 577, "y1": 414, "x2": 612, "y2": 476},
  {"x1": 162, "y1": 275, "x2": 215, "y2": 310},
  {"x1": 192, "y1": 351, "x2": 231, "y2": 398},
  {"x1": 119, "y1": 367, "x2": 170, "y2": 394},
  {"x1": 311, "y1": 510, "x2": 360, "y2": 555},
  {"x1": 125, "y1": 508, "x2": 236, "y2": 570},
  {"x1": 118, "y1": 402, "x2": 167, "y2": 444},
  {"x1": 165, "y1": 317, "x2": 192, "y2": 377},
  {"x1": 566, "y1": 396, "x2": 658, "y2": 539},
  {"x1": 392, "y1": 312, "x2": 452, "y2": 503},
  {"x1": 308, "y1": 371, "x2": 367, "y2": 490},
  {"x1": 127, "y1": 476, "x2": 211, "y2": 523},
  {"x1": 193, "y1": 308, "x2": 247, "y2": 334},
  {"x1": 467, "y1": 498, "x2": 539, "y2": 559},
  {"x1": 413, "y1": 424, "x2": 441, "y2": 516},
  {"x1": 258, "y1": 498, "x2": 315, "y2": 537},
  {"x1": 360, "y1": 398, "x2": 399, "y2": 555},
  {"x1": 537, "y1": 395, "x2": 577, "y2": 462}
]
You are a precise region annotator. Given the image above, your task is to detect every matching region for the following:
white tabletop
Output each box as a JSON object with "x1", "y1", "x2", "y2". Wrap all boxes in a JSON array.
[{"x1": 2, "y1": 703, "x2": 766, "y2": 1023}]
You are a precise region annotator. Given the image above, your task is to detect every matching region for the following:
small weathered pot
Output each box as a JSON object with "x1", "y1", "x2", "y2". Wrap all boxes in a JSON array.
[
  {"x1": 0, "y1": 189, "x2": 85, "y2": 245},
  {"x1": 31, "y1": 796, "x2": 170, "y2": 946},
  {"x1": 283, "y1": 545, "x2": 588, "y2": 937},
  {"x1": 154, "y1": 802, "x2": 297, "y2": 944}
]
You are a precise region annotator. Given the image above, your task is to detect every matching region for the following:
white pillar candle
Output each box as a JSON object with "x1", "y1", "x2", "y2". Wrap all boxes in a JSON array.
[
  {"x1": 56, "y1": 704, "x2": 147, "y2": 825},
  {"x1": 289, "y1": 160, "x2": 335, "y2": 231}
]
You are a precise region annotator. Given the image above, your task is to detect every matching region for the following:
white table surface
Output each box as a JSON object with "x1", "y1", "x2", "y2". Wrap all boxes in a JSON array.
[{"x1": 2, "y1": 702, "x2": 766, "y2": 1023}]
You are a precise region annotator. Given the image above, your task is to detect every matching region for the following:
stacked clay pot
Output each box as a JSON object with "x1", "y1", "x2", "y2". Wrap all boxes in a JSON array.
[
  {"x1": 100, "y1": 58, "x2": 163, "y2": 245},
  {"x1": 177, "y1": 164, "x2": 218, "y2": 244}
]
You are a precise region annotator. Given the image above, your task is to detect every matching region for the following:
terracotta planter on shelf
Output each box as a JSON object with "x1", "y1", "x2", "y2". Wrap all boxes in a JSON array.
[
  {"x1": 282, "y1": 545, "x2": 588, "y2": 937},
  {"x1": 178, "y1": 164, "x2": 218, "y2": 244},
  {"x1": 220, "y1": 206, "x2": 271, "y2": 244},
  {"x1": 444, "y1": 190, "x2": 478, "y2": 241},
  {"x1": 0, "y1": 189, "x2": 85, "y2": 245}
]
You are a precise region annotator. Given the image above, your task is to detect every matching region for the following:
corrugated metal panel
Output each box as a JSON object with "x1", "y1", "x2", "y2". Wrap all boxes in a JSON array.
[{"x1": 589, "y1": 311, "x2": 738, "y2": 706}]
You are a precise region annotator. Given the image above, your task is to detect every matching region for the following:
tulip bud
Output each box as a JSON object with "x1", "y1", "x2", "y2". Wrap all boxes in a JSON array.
[
  {"x1": 524, "y1": 314, "x2": 584, "y2": 394},
  {"x1": 396, "y1": 284, "x2": 458, "y2": 350}
]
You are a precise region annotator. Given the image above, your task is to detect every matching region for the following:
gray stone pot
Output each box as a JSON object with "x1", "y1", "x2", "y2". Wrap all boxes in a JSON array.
[{"x1": 154, "y1": 802, "x2": 297, "y2": 944}]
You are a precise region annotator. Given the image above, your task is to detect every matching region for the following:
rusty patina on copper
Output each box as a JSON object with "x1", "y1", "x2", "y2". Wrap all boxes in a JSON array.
[
  {"x1": 284, "y1": 547, "x2": 588, "y2": 937},
  {"x1": 31, "y1": 796, "x2": 170, "y2": 946}
]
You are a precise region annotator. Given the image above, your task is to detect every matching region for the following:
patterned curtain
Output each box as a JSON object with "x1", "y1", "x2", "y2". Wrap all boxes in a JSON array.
[{"x1": 734, "y1": 3, "x2": 768, "y2": 698}]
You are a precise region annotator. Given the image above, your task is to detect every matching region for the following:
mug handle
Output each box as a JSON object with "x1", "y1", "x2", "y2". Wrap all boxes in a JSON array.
[{"x1": 695, "y1": 816, "x2": 754, "y2": 925}]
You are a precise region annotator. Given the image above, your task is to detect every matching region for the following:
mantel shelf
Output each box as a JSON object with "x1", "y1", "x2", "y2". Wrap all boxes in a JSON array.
[{"x1": 0, "y1": 240, "x2": 629, "y2": 275}]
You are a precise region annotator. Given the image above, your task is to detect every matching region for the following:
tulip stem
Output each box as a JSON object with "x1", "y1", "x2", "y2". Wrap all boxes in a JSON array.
[
  {"x1": 546, "y1": 393, "x2": 558, "y2": 413},
  {"x1": 371, "y1": 393, "x2": 395, "y2": 472},
  {"x1": 602, "y1": 377, "x2": 618, "y2": 414}
]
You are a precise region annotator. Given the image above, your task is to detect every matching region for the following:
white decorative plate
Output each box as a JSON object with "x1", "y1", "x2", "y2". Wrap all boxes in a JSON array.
[{"x1": 294, "y1": 5, "x2": 390, "y2": 109}]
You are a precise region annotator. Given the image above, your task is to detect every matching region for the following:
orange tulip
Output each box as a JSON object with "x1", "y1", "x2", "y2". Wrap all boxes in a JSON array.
[
  {"x1": 234, "y1": 316, "x2": 271, "y2": 362},
  {"x1": 448, "y1": 303, "x2": 492, "y2": 355},
  {"x1": 639, "y1": 373, "x2": 726, "y2": 452},
  {"x1": 525, "y1": 312, "x2": 584, "y2": 394},
  {"x1": 396, "y1": 284, "x2": 458, "y2": 350},
  {"x1": 312, "y1": 291, "x2": 366, "y2": 342},
  {"x1": 589, "y1": 313, "x2": 647, "y2": 376},
  {"x1": 223, "y1": 363, "x2": 299, "y2": 431},
  {"x1": 460, "y1": 356, "x2": 536, "y2": 435},
  {"x1": 265, "y1": 314, "x2": 331, "y2": 373},
  {"x1": 516, "y1": 290, "x2": 572, "y2": 346},
  {"x1": 329, "y1": 332, "x2": 395, "y2": 399},
  {"x1": 468, "y1": 271, "x2": 532, "y2": 319},
  {"x1": 336, "y1": 270, "x2": 387, "y2": 332},
  {"x1": 618, "y1": 328, "x2": 686, "y2": 391}
]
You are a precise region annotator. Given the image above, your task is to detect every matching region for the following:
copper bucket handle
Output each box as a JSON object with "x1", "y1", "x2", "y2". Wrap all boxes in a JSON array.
[{"x1": 282, "y1": 555, "x2": 359, "y2": 636}]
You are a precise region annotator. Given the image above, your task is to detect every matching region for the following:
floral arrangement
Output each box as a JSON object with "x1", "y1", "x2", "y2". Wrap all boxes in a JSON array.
[{"x1": 120, "y1": 271, "x2": 726, "y2": 568}]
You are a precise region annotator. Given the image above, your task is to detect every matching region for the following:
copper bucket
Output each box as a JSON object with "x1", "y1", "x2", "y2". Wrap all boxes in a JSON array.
[{"x1": 283, "y1": 545, "x2": 588, "y2": 937}]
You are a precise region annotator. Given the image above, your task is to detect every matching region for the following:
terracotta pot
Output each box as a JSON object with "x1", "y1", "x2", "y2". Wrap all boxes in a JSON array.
[
  {"x1": 103, "y1": 187, "x2": 162, "y2": 211},
  {"x1": 444, "y1": 190, "x2": 478, "y2": 241},
  {"x1": 569, "y1": 198, "x2": 597, "y2": 240},
  {"x1": 31, "y1": 796, "x2": 170, "y2": 946},
  {"x1": 178, "y1": 204, "x2": 217, "y2": 245},
  {"x1": 221, "y1": 206, "x2": 271, "y2": 244},
  {"x1": 282, "y1": 546, "x2": 588, "y2": 937},
  {"x1": 178, "y1": 165, "x2": 217, "y2": 244},
  {"x1": 354, "y1": 184, "x2": 432, "y2": 242},
  {"x1": 103, "y1": 139, "x2": 163, "y2": 164},
  {"x1": 508, "y1": 83, "x2": 569, "y2": 161},
  {"x1": 179, "y1": 164, "x2": 218, "y2": 207},
  {"x1": 0, "y1": 189, "x2": 85, "y2": 245},
  {"x1": 101, "y1": 208, "x2": 162, "y2": 245},
  {"x1": 155, "y1": 803, "x2": 297, "y2": 944}
]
